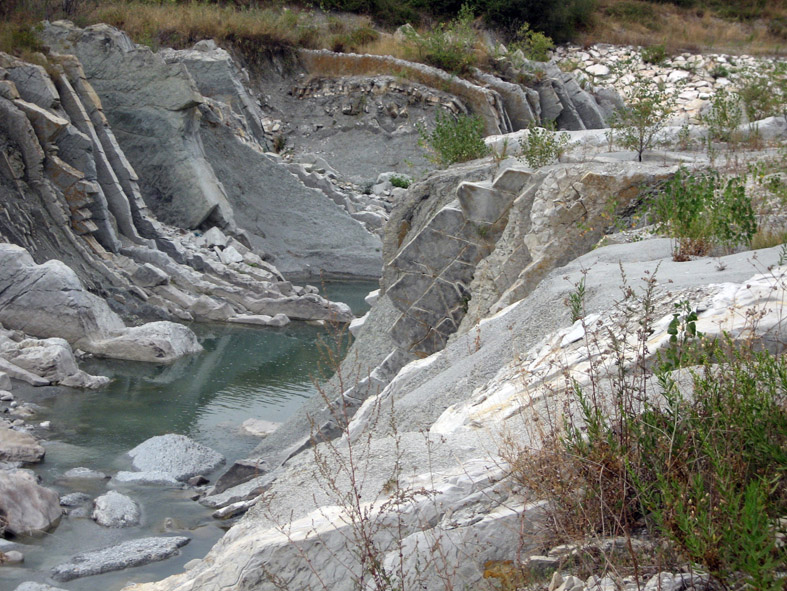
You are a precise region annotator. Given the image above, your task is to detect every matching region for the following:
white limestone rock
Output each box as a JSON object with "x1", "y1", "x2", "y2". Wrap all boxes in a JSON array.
[
  {"x1": 92, "y1": 490, "x2": 141, "y2": 528},
  {"x1": 50, "y1": 536, "x2": 190, "y2": 582},
  {"x1": 128, "y1": 434, "x2": 225, "y2": 482},
  {"x1": 87, "y1": 321, "x2": 202, "y2": 364}
]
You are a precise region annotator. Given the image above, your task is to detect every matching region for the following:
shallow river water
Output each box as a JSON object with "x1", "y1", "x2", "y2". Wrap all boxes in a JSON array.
[{"x1": 0, "y1": 281, "x2": 376, "y2": 591}]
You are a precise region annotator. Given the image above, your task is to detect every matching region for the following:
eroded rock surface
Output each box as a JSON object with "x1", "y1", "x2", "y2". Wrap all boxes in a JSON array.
[
  {"x1": 0, "y1": 469, "x2": 61, "y2": 536},
  {"x1": 41, "y1": 22, "x2": 383, "y2": 279},
  {"x1": 92, "y1": 491, "x2": 141, "y2": 528},
  {"x1": 0, "y1": 426, "x2": 44, "y2": 463},
  {"x1": 128, "y1": 434, "x2": 225, "y2": 482},
  {"x1": 51, "y1": 536, "x2": 190, "y2": 582}
]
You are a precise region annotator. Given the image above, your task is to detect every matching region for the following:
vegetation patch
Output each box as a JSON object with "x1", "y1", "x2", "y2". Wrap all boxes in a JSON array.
[
  {"x1": 650, "y1": 167, "x2": 757, "y2": 260},
  {"x1": 517, "y1": 123, "x2": 574, "y2": 168},
  {"x1": 417, "y1": 109, "x2": 489, "y2": 167}
]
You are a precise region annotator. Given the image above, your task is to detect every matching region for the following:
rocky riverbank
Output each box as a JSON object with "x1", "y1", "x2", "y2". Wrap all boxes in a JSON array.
[
  {"x1": 1, "y1": 18, "x2": 785, "y2": 591},
  {"x1": 555, "y1": 43, "x2": 784, "y2": 122}
]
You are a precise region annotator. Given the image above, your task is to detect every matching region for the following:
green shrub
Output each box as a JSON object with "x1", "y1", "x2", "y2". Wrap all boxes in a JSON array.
[
  {"x1": 329, "y1": 25, "x2": 379, "y2": 52},
  {"x1": 417, "y1": 109, "x2": 489, "y2": 167},
  {"x1": 405, "y1": 4, "x2": 478, "y2": 75},
  {"x1": 0, "y1": 22, "x2": 45, "y2": 56},
  {"x1": 702, "y1": 88, "x2": 744, "y2": 142},
  {"x1": 565, "y1": 337, "x2": 787, "y2": 590},
  {"x1": 709, "y1": 64, "x2": 729, "y2": 79},
  {"x1": 608, "y1": 73, "x2": 675, "y2": 162},
  {"x1": 649, "y1": 167, "x2": 757, "y2": 259},
  {"x1": 517, "y1": 122, "x2": 573, "y2": 168},
  {"x1": 480, "y1": 0, "x2": 596, "y2": 43},
  {"x1": 641, "y1": 43, "x2": 667, "y2": 65},
  {"x1": 509, "y1": 22, "x2": 554, "y2": 62},
  {"x1": 606, "y1": 1, "x2": 656, "y2": 22},
  {"x1": 389, "y1": 175, "x2": 412, "y2": 189},
  {"x1": 737, "y1": 62, "x2": 787, "y2": 123}
]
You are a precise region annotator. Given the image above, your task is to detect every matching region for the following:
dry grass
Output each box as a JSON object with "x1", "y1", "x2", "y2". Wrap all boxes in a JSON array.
[
  {"x1": 84, "y1": 3, "x2": 326, "y2": 50},
  {"x1": 579, "y1": 0, "x2": 787, "y2": 55},
  {"x1": 751, "y1": 228, "x2": 787, "y2": 250},
  {"x1": 355, "y1": 34, "x2": 411, "y2": 60},
  {"x1": 1, "y1": 0, "x2": 785, "y2": 67}
]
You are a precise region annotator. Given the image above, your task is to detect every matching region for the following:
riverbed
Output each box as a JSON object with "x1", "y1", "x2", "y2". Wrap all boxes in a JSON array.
[{"x1": 0, "y1": 281, "x2": 376, "y2": 591}]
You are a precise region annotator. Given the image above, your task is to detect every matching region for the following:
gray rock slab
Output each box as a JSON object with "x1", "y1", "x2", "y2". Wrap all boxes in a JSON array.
[
  {"x1": 0, "y1": 243, "x2": 125, "y2": 345},
  {"x1": 50, "y1": 536, "x2": 190, "y2": 582},
  {"x1": 60, "y1": 492, "x2": 92, "y2": 507},
  {"x1": 86, "y1": 321, "x2": 202, "y2": 363},
  {"x1": 14, "y1": 583, "x2": 68, "y2": 591},
  {"x1": 128, "y1": 434, "x2": 225, "y2": 481},
  {"x1": 1, "y1": 337, "x2": 110, "y2": 389},
  {"x1": 0, "y1": 358, "x2": 52, "y2": 387},
  {"x1": 199, "y1": 121, "x2": 383, "y2": 278}
]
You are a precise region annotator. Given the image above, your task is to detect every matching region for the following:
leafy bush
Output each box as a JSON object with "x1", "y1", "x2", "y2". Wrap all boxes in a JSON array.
[
  {"x1": 390, "y1": 175, "x2": 412, "y2": 189},
  {"x1": 479, "y1": 0, "x2": 596, "y2": 43},
  {"x1": 0, "y1": 22, "x2": 45, "y2": 56},
  {"x1": 417, "y1": 109, "x2": 489, "y2": 167},
  {"x1": 737, "y1": 62, "x2": 787, "y2": 123},
  {"x1": 405, "y1": 4, "x2": 478, "y2": 75},
  {"x1": 566, "y1": 338, "x2": 787, "y2": 590},
  {"x1": 608, "y1": 73, "x2": 674, "y2": 162},
  {"x1": 508, "y1": 22, "x2": 554, "y2": 61},
  {"x1": 507, "y1": 260, "x2": 786, "y2": 590},
  {"x1": 640, "y1": 43, "x2": 667, "y2": 64},
  {"x1": 517, "y1": 122, "x2": 573, "y2": 168},
  {"x1": 709, "y1": 64, "x2": 729, "y2": 79},
  {"x1": 649, "y1": 167, "x2": 757, "y2": 259},
  {"x1": 702, "y1": 88, "x2": 744, "y2": 142}
]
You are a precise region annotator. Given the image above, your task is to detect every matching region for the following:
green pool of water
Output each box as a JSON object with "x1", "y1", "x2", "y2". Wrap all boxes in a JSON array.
[{"x1": 0, "y1": 281, "x2": 377, "y2": 591}]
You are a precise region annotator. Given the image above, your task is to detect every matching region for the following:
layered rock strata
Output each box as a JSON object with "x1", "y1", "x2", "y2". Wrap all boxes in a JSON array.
[
  {"x1": 0, "y1": 44, "x2": 357, "y2": 349},
  {"x1": 41, "y1": 22, "x2": 384, "y2": 278}
]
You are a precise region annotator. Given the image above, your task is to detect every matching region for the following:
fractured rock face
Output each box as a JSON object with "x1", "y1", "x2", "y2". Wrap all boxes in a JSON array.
[
  {"x1": 0, "y1": 244, "x2": 202, "y2": 363},
  {"x1": 42, "y1": 22, "x2": 384, "y2": 279},
  {"x1": 0, "y1": 337, "x2": 110, "y2": 389},
  {"x1": 0, "y1": 243, "x2": 125, "y2": 344}
]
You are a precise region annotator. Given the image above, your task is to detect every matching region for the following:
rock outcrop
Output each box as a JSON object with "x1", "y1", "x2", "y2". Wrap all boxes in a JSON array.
[
  {"x1": 0, "y1": 244, "x2": 201, "y2": 363},
  {"x1": 0, "y1": 426, "x2": 45, "y2": 463},
  {"x1": 130, "y1": 230, "x2": 787, "y2": 591},
  {"x1": 0, "y1": 469, "x2": 62, "y2": 536},
  {"x1": 0, "y1": 41, "x2": 362, "y2": 361},
  {"x1": 41, "y1": 22, "x2": 383, "y2": 279}
]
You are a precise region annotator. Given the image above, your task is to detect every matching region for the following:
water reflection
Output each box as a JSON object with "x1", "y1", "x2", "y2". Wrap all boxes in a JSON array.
[
  {"x1": 39, "y1": 280, "x2": 376, "y2": 466},
  {"x1": 1, "y1": 281, "x2": 377, "y2": 591}
]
